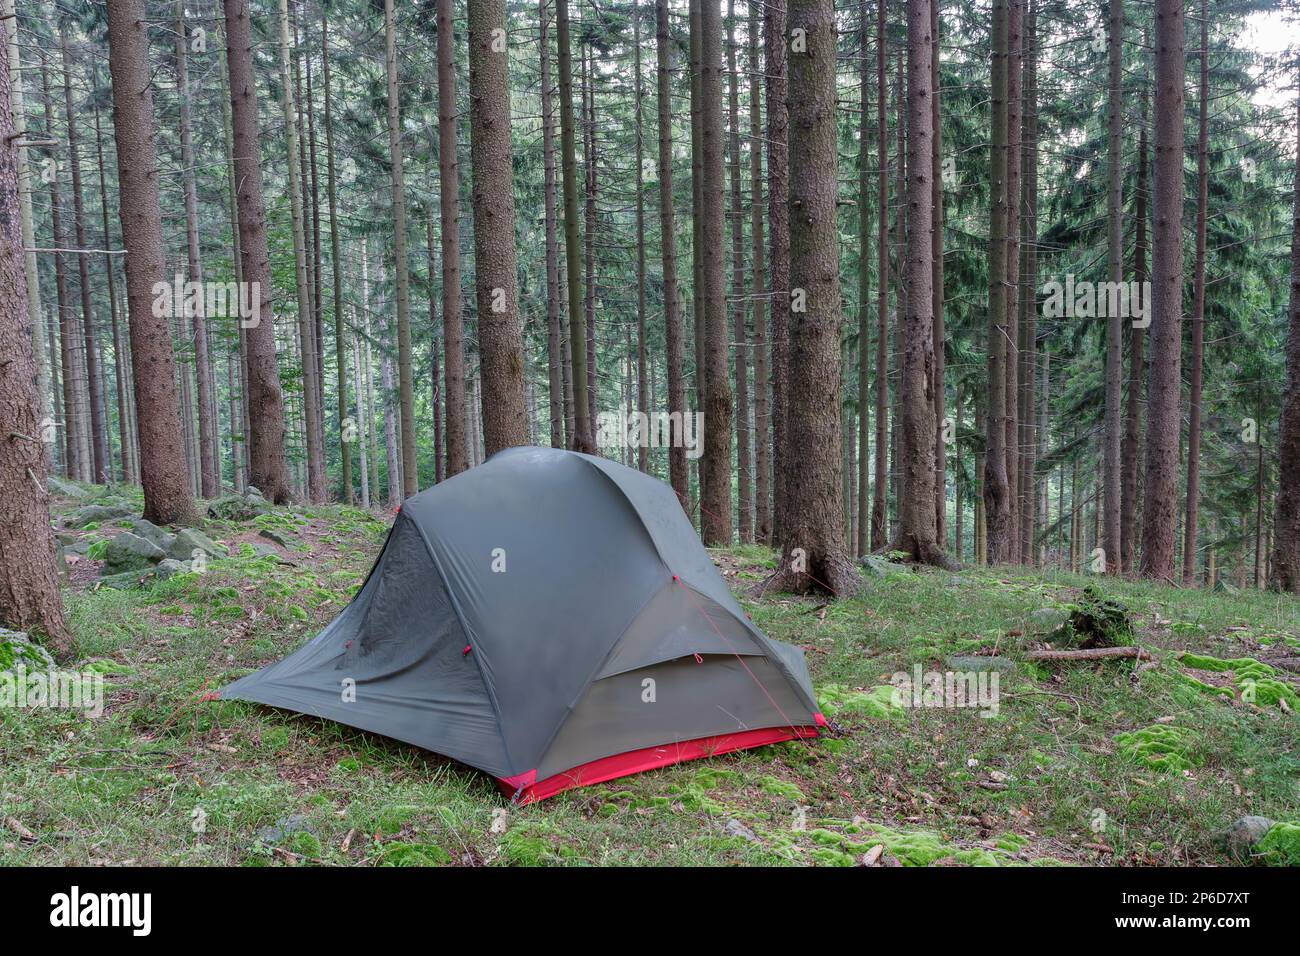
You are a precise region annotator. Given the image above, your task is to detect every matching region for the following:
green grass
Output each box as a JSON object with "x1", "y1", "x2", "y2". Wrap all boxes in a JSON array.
[{"x1": 3, "y1": 497, "x2": 1298, "y2": 866}]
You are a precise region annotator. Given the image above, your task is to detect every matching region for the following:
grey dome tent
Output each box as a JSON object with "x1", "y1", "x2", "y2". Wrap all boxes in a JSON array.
[{"x1": 220, "y1": 446, "x2": 823, "y2": 803}]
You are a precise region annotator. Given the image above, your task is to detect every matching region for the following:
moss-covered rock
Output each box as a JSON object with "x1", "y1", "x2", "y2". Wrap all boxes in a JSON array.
[
  {"x1": 1114, "y1": 724, "x2": 1200, "y2": 773},
  {"x1": 102, "y1": 531, "x2": 165, "y2": 573},
  {"x1": 0, "y1": 628, "x2": 55, "y2": 672},
  {"x1": 1256, "y1": 822, "x2": 1300, "y2": 866}
]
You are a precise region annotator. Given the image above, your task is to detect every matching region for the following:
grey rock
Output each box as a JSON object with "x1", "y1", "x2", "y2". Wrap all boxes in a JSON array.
[
  {"x1": 167, "y1": 527, "x2": 227, "y2": 562},
  {"x1": 207, "y1": 493, "x2": 272, "y2": 521},
  {"x1": 723, "y1": 819, "x2": 757, "y2": 842},
  {"x1": 155, "y1": 558, "x2": 190, "y2": 580},
  {"x1": 67, "y1": 539, "x2": 91, "y2": 556},
  {"x1": 945, "y1": 654, "x2": 1017, "y2": 674},
  {"x1": 129, "y1": 518, "x2": 175, "y2": 552},
  {"x1": 259, "y1": 528, "x2": 293, "y2": 547},
  {"x1": 256, "y1": 814, "x2": 314, "y2": 845},
  {"x1": 246, "y1": 485, "x2": 265, "y2": 500},
  {"x1": 97, "y1": 570, "x2": 149, "y2": 590},
  {"x1": 0, "y1": 627, "x2": 55, "y2": 672},
  {"x1": 102, "y1": 531, "x2": 165, "y2": 573},
  {"x1": 65, "y1": 503, "x2": 134, "y2": 528},
  {"x1": 1222, "y1": 816, "x2": 1275, "y2": 859},
  {"x1": 860, "y1": 555, "x2": 903, "y2": 579}
]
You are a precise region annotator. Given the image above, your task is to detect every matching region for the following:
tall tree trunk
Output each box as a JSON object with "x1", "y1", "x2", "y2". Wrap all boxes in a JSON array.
[
  {"x1": 1102, "y1": 0, "x2": 1125, "y2": 574},
  {"x1": 171, "y1": 7, "x2": 217, "y2": 498},
  {"x1": 856, "y1": 0, "x2": 872, "y2": 558},
  {"x1": 750, "y1": 1, "x2": 770, "y2": 543},
  {"x1": 467, "y1": 0, "x2": 529, "y2": 455},
  {"x1": 276, "y1": 0, "x2": 323, "y2": 502},
  {"x1": 41, "y1": 63, "x2": 81, "y2": 481},
  {"x1": 1018, "y1": 0, "x2": 1039, "y2": 565},
  {"x1": 931, "y1": 0, "x2": 946, "y2": 546},
  {"x1": 1123, "y1": 72, "x2": 1149, "y2": 575},
  {"x1": 0, "y1": 15, "x2": 71, "y2": 657},
  {"x1": 871, "y1": 0, "x2": 889, "y2": 552},
  {"x1": 106, "y1": 0, "x2": 197, "y2": 524},
  {"x1": 428, "y1": 218, "x2": 443, "y2": 485},
  {"x1": 93, "y1": 93, "x2": 129, "y2": 484},
  {"x1": 1271, "y1": 88, "x2": 1300, "y2": 591},
  {"x1": 382, "y1": 0, "x2": 416, "y2": 496},
  {"x1": 634, "y1": 2, "x2": 649, "y2": 473},
  {"x1": 5, "y1": 0, "x2": 52, "y2": 476},
  {"x1": 896, "y1": 0, "x2": 949, "y2": 567},
  {"x1": 1182, "y1": 0, "x2": 1209, "y2": 585},
  {"x1": 60, "y1": 24, "x2": 107, "y2": 483},
  {"x1": 436, "y1": 0, "x2": 468, "y2": 475},
  {"x1": 556, "y1": 0, "x2": 592, "y2": 453},
  {"x1": 657, "y1": 0, "x2": 688, "y2": 510},
  {"x1": 1140, "y1": 0, "x2": 1186, "y2": 582},
  {"x1": 223, "y1": 0, "x2": 290, "y2": 503},
  {"x1": 322, "y1": 15, "x2": 351, "y2": 504},
  {"x1": 699, "y1": 0, "x2": 733, "y2": 546},
  {"x1": 727, "y1": 0, "x2": 751, "y2": 541},
  {"x1": 983, "y1": 0, "x2": 1012, "y2": 563},
  {"x1": 771, "y1": 0, "x2": 857, "y2": 595},
  {"x1": 541, "y1": 0, "x2": 565, "y2": 451},
  {"x1": 765, "y1": 0, "x2": 790, "y2": 544},
  {"x1": 1003, "y1": 0, "x2": 1022, "y2": 557},
  {"x1": 582, "y1": 45, "x2": 598, "y2": 445}
]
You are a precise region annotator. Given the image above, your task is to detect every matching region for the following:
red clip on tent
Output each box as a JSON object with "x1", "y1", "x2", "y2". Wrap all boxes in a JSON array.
[{"x1": 221, "y1": 447, "x2": 823, "y2": 803}]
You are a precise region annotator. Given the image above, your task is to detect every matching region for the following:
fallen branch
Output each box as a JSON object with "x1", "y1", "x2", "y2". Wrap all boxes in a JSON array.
[
  {"x1": 1025, "y1": 647, "x2": 1151, "y2": 662},
  {"x1": 5, "y1": 816, "x2": 36, "y2": 842}
]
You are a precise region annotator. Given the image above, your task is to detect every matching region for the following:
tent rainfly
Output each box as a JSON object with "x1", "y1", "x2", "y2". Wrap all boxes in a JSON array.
[{"x1": 220, "y1": 447, "x2": 824, "y2": 803}]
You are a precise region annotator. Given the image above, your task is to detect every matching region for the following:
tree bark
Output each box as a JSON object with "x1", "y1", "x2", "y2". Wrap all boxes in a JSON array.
[
  {"x1": 1271, "y1": 87, "x2": 1300, "y2": 591},
  {"x1": 60, "y1": 23, "x2": 107, "y2": 484},
  {"x1": 0, "y1": 15, "x2": 72, "y2": 657},
  {"x1": 106, "y1": 0, "x2": 197, "y2": 523},
  {"x1": 1103, "y1": 0, "x2": 1125, "y2": 574},
  {"x1": 1122, "y1": 79, "x2": 1149, "y2": 576},
  {"x1": 983, "y1": 0, "x2": 1013, "y2": 563},
  {"x1": 727, "y1": 0, "x2": 751, "y2": 541},
  {"x1": 765, "y1": 0, "x2": 790, "y2": 545},
  {"x1": 223, "y1": 0, "x2": 290, "y2": 503},
  {"x1": 699, "y1": 0, "x2": 733, "y2": 546},
  {"x1": 856, "y1": 0, "x2": 872, "y2": 558},
  {"x1": 750, "y1": 0, "x2": 770, "y2": 543},
  {"x1": 871, "y1": 0, "x2": 889, "y2": 552},
  {"x1": 1003, "y1": 0, "x2": 1022, "y2": 558},
  {"x1": 382, "y1": 0, "x2": 416, "y2": 496},
  {"x1": 657, "y1": 0, "x2": 688, "y2": 511},
  {"x1": 768, "y1": 0, "x2": 858, "y2": 596},
  {"x1": 895, "y1": 0, "x2": 950, "y2": 568},
  {"x1": 541, "y1": 0, "x2": 565, "y2": 451},
  {"x1": 1140, "y1": 0, "x2": 1186, "y2": 582},
  {"x1": 556, "y1": 0, "x2": 592, "y2": 453},
  {"x1": 1182, "y1": 0, "x2": 1209, "y2": 585},
  {"x1": 322, "y1": 15, "x2": 351, "y2": 504},
  {"x1": 467, "y1": 0, "x2": 529, "y2": 456},
  {"x1": 171, "y1": 7, "x2": 217, "y2": 498},
  {"x1": 634, "y1": 2, "x2": 649, "y2": 474},
  {"x1": 1018, "y1": 0, "x2": 1039, "y2": 565},
  {"x1": 436, "y1": 0, "x2": 468, "y2": 476}
]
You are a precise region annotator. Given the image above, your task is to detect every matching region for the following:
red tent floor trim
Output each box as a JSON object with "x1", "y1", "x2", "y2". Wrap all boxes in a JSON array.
[{"x1": 497, "y1": 713, "x2": 828, "y2": 804}]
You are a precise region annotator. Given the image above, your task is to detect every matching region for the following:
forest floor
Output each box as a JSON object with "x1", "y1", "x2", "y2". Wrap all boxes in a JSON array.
[{"x1": 2, "y1": 482, "x2": 1299, "y2": 867}]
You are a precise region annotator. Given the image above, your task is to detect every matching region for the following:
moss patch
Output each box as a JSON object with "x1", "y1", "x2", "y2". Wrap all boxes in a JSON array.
[
  {"x1": 818, "y1": 683, "x2": 904, "y2": 720},
  {"x1": 1256, "y1": 822, "x2": 1300, "y2": 866},
  {"x1": 1114, "y1": 725, "x2": 1200, "y2": 773}
]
